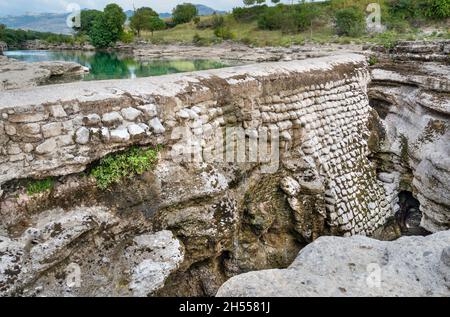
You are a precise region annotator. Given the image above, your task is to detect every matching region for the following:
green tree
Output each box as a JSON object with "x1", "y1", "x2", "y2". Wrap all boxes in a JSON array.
[
  {"x1": 297, "y1": 2, "x2": 320, "y2": 32},
  {"x1": 148, "y1": 16, "x2": 166, "y2": 36},
  {"x1": 89, "y1": 4, "x2": 127, "y2": 49},
  {"x1": 103, "y1": 3, "x2": 127, "y2": 37},
  {"x1": 130, "y1": 7, "x2": 159, "y2": 36},
  {"x1": 89, "y1": 14, "x2": 116, "y2": 48},
  {"x1": 74, "y1": 9, "x2": 102, "y2": 34},
  {"x1": 334, "y1": 6, "x2": 366, "y2": 37},
  {"x1": 172, "y1": 3, "x2": 198, "y2": 24}
]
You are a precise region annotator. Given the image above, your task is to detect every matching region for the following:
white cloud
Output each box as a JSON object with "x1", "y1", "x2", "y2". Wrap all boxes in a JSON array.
[{"x1": 0, "y1": 0, "x2": 295, "y2": 16}]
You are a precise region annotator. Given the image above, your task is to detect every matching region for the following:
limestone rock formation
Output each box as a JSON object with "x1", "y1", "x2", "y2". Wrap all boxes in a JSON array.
[
  {"x1": 0, "y1": 56, "x2": 89, "y2": 91},
  {"x1": 0, "y1": 206, "x2": 183, "y2": 297},
  {"x1": 217, "y1": 230, "x2": 450, "y2": 297},
  {"x1": 0, "y1": 42, "x2": 6, "y2": 55},
  {"x1": 0, "y1": 52, "x2": 448, "y2": 296},
  {"x1": 368, "y1": 48, "x2": 449, "y2": 233}
]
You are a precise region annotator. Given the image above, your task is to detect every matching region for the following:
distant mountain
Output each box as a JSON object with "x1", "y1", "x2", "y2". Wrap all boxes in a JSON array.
[
  {"x1": 0, "y1": 4, "x2": 228, "y2": 34},
  {"x1": 157, "y1": 4, "x2": 227, "y2": 19},
  {"x1": 0, "y1": 13, "x2": 73, "y2": 34}
]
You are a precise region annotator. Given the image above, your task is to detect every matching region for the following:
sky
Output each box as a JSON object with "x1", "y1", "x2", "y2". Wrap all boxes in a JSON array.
[{"x1": 0, "y1": 0, "x2": 296, "y2": 16}]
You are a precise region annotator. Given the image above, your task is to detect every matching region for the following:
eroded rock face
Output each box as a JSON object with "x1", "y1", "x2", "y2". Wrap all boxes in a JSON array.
[
  {"x1": 368, "y1": 49, "x2": 449, "y2": 233},
  {"x1": 0, "y1": 206, "x2": 184, "y2": 297},
  {"x1": 0, "y1": 53, "x2": 448, "y2": 296},
  {"x1": 217, "y1": 230, "x2": 450, "y2": 297}
]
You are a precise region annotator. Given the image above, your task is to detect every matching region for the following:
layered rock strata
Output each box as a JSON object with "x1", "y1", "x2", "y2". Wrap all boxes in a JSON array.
[{"x1": 368, "y1": 49, "x2": 449, "y2": 233}]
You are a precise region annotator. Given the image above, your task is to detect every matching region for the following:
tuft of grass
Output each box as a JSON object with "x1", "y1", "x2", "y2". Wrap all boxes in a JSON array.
[
  {"x1": 27, "y1": 177, "x2": 54, "y2": 195},
  {"x1": 368, "y1": 55, "x2": 379, "y2": 66},
  {"x1": 90, "y1": 146, "x2": 160, "y2": 190}
]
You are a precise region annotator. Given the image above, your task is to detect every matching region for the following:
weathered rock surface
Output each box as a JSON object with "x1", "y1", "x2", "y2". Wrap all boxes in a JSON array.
[
  {"x1": 0, "y1": 42, "x2": 7, "y2": 55},
  {"x1": 0, "y1": 55, "x2": 380, "y2": 296},
  {"x1": 217, "y1": 230, "x2": 450, "y2": 297},
  {"x1": 368, "y1": 49, "x2": 450, "y2": 233},
  {"x1": 0, "y1": 55, "x2": 89, "y2": 91},
  {"x1": 0, "y1": 205, "x2": 183, "y2": 297},
  {"x1": 133, "y1": 42, "x2": 363, "y2": 63},
  {"x1": 0, "y1": 51, "x2": 448, "y2": 297}
]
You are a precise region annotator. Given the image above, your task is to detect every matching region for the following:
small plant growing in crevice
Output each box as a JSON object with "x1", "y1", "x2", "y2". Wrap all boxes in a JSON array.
[
  {"x1": 368, "y1": 55, "x2": 378, "y2": 66},
  {"x1": 26, "y1": 177, "x2": 54, "y2": 195},
  {"x1": 90, "y1": 146, "x2": 160, "y2": 190}
]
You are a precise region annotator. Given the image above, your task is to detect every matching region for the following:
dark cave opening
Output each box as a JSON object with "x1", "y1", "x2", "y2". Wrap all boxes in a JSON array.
[
  {"x1": 396, "y1": 191, "x2": 430, "y2": 236},
  {"x1": 368, "y1": 96, "x2": 391, "y2": 119}
]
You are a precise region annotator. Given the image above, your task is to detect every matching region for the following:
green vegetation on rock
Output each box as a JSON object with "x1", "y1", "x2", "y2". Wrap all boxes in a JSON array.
[
  {"x1": 90, "y1": 146, "x2": 159, "y2": 190},
  {"x1": 26, "y1": 177, "x2": 54, "y2": 195}
]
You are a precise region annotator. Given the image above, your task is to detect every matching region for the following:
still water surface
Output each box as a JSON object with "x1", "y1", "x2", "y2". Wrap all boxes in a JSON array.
[{"x1": 4, "y1": 50, "x2": 235, "y2": 81}]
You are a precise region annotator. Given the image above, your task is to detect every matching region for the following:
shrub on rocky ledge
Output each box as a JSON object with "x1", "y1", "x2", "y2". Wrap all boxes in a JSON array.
[
  {"x1": 90, "y1": 146, "x2": 159, "y2": 190},
  {"x1": 334, "y1": 7, "x2": 366, "y2": 37},
  {"x1": 26, "y1": 177, "x2": 54, "y2": 195}
]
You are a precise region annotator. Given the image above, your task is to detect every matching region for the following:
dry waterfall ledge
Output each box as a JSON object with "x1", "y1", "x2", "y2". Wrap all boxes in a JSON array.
[{"x1": 0, "y1": 53, "x2": 448, "y2": 297}]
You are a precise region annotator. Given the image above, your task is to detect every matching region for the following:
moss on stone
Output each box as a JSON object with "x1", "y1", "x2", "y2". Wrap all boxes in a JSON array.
[
  {"x1": 90, "y1": 146, "x2": 160, "y2": 190},
  {"x1": 26, "y1": 177, "x2": 54, "y2": 195}
]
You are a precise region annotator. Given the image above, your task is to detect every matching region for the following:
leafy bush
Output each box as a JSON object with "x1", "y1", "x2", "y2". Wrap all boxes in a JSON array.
[
  {"x1": 296, "y1": 3, "x2": 320, "y2": 32},
  {"x1": 334, "y1": 7, "x2": 366, "y2": 37},
  {"x1": 257, "y1": 5, "x2": 284, "y2": 30},
  {"x1": 172, "y1": 3, "x2": 198, "y2": 25},
  {"x1": 193, "y1": 33, "x2": 212, "y2": 46},
  {"x1": 376, "y1": 30, "x2": 400, "y2": 49},
  {"x1": 120, "y1": 31, "x2": 135, "y2": 43},
  {"x1": 90, "y1": 146, "x2": 159, "y2": 190},
  {"x1": 388, "y1": 0, "x2": 449, "y2": 21},
  {"x1": 26, "y1": 178, "x2": 54, "y2": 195},
  {"x1": 214, "y1": 27, "x2": 236, "y2": 40},
  {"x1": 232, "y1": 5, "x2": 268, "y2": 22},
  {"x1": 257, "y1": 3, "x2": 321, "y2": 33},
  {"x1": 423, "y1": 0, "x2": 450, "y2": 19},
  {"x1": 197, "y1": 15, "x2": 225, "y2": 29}
]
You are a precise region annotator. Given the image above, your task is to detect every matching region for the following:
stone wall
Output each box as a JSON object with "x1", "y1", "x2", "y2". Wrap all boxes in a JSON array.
[{"x1": 0, "y1": 54, "x2": 393, "y2": 238}]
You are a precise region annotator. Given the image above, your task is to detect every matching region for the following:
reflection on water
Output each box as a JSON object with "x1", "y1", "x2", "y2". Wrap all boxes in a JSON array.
[{"x1": 4, "y1": 50, "x2": 235, "y2": 81}]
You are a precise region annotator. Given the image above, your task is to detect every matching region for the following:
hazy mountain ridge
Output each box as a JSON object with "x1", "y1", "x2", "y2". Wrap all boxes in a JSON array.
[{"x1": 0, "y1": 5, "x2": 227, "y2": 35}]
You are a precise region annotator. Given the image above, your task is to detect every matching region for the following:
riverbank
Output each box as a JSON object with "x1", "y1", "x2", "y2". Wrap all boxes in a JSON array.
[
  {"x1": 2, "y1": 39, "x2": 448, "y2": 91},
  {"x1": 0, "y1": 55, "x2": 89, "y2": 91}
]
